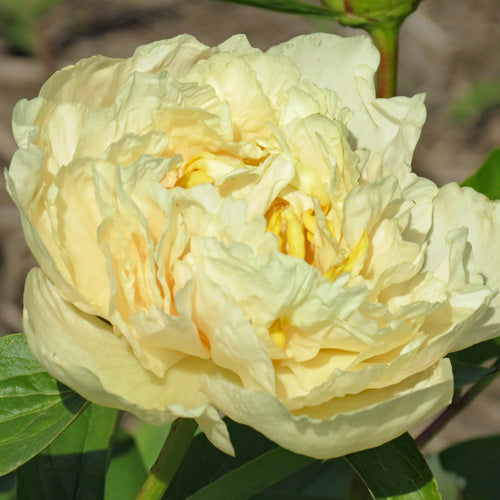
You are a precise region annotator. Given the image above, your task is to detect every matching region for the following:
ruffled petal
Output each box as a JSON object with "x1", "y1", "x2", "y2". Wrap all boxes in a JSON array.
[
  {"x1": 268, "y1": 33, "x2": 426, "y2": 177},
  {"x1": 39, "y1": 35, "x2": 216, "y2": 107},
  {"x1": 24, "y1": 268, "x2": 217, "y2": 424},
  {"x1": 425, "y1": 183, "x2": 500, "y2": 349},
  {"x1": 201, "y1": 360, "x2": 453, "y2": 459}
]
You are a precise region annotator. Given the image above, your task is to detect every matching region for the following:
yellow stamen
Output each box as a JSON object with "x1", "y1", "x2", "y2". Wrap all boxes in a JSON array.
[
  {"x1": 183, "y1": 154, "x2": 209, "y2": 172},
  {"x1": 267, "y1": 206, "x2": 283, "y2": 237},
  {"x1": 269, "y1": 320, "x2": 286, "y2": 349},
  {"x1": 175, "y1": 169, "x2": 214, "y2": 189},
  {"x1": 325, "y1": 230, "x2": 369, "y2": 282},
  {"x1": 174, "y1": 154, "x2": 216, "y2": 189},
  {"x1": 326, "y1": 220, "x2": 336, "y2": 239},
  {"x1": 266, "y1": 199, "x2": 289, "y2": 253},
  {"x1": 285, "y1": 210, "x2": 306, "y2": 259},
  {"x1": 302, "y1": 209, "x2": 316, "y2": 243}
]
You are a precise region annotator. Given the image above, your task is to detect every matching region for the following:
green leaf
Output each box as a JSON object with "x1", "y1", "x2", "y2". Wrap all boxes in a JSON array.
[
  {"x1": 0, "y1": 473, "x2": 15, "y2": 500},
  {"x1": 448, "y1": 337, "x2": 500, "y2": 366},
  {"x1": 105, "y1": 429, "x2": 148, "y2": 500},
  {"x1": 344, "y1": 433, "x2": 442, "y2": 499},
  {"x1": 165, "y1": 418, "x2": 313, "y2": 500},
  {"x1": 251, "y1": 458, "x2": 351, "y2": 499},
  {"x1": 16, "y1": 404, "x2": 120, "y2": 500},
  {"x1": 450, "y1": 359, "x2": 496, "y2": 388},
  {"x1": 440, "y1": 436, "x2": 500, "y2": 500},
  {"x1": 462, "y1": 148, "x2": 500, "y2": 200},
  {"x1": 186, "y1": 447, "x2": 315, "y2": 500},
  {"x1": 0, "y1": 333, "x2": 87, "y2": 476}
]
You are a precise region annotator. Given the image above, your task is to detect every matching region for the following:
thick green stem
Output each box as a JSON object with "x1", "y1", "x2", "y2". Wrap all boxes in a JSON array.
[
  {"x1": 366, "y1": 21, "x2": 401, "y2": 98},
  {"x1": 136, "y1": 418, "x2": 197, "y2": 500}
]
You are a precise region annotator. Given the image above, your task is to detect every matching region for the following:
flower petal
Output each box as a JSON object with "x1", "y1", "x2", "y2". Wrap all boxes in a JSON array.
[
  {"x1": 425, "y1": 183, "x2": 500, "y2": 349},
  {"x1": 202, "y1": 359, "x2": 453, "y2": 459},
  {"x1": 23, "y1": 268, "x2": 216, "y2": 424},
  {"x1": 39, "y1": 35, "x2": 215, "y2": 107},
  {"x1": 268, "y1": 33, "x2": 426, "y2": 177}
]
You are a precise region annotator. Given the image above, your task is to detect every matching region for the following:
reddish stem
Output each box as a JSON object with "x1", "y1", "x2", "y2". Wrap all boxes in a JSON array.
[{"x1": 366, "y1": 22, "x2": 400, "y2": 98}]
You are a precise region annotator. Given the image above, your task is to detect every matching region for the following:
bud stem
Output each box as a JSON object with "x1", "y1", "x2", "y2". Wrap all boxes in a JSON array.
[
  {"x1": 366, "y1": 21, "x2": 401, "y2": 98},
  {"x1": 136, "y1": 418, "x2": 197, "y2": 500}
]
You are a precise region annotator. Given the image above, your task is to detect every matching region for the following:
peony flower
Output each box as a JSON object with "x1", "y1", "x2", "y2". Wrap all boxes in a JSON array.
[{"x1": 6, "y1": 33, "x2": 500, "y2": 459}]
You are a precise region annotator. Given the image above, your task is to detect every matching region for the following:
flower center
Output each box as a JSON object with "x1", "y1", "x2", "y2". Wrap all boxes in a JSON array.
[
  {"x1": 265, "y1": 197, "x2": 369, "y2": 282},
  {"x1": 265, "y1": 199, "x2": 315, "y2": 263},
  {"x1": 269, "y1": 319, "x2": 287, "y2": 349},
  {"x1": 175, "y1": 154, "x2": 216, "y2": 189}
]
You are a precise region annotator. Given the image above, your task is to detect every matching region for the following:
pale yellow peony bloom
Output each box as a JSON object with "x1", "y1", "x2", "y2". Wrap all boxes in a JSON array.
[{"x1": 6, "y1": 33, "x2": 500, "y2": 458}]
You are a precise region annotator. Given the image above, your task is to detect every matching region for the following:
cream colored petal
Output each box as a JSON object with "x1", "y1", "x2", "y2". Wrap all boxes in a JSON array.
[
  {"x1": 72, "y1": 79, "x2": 206, "y2": 159},
  {"x1": 47, "y1": 159, "x2": 111, "y2": 314},
  {"x1": 245, "y1": 53, "x2": 302, "y2": 109},
  {"x1": 284, "y1": 113, "x2": 357, "y2": 194},
  {"x1": 100, "y1": 154, "x2": 180, "y2": 245},
  {"x1": 35, "y1": 101, "x2": 91, "y2": 170},
  {"x1": 224, "y1": 154, "x2": 295, "y2": 218},
  {"x1": 202, "y1": 360, "x2": 453, "y2": 459},
  {"x1": 11, "y1": 97, "x2": 44, "y2": 149},
  {"x1": 39, "y1": 35, "x2": 215, "y2": 107},
  {"x1": 185, "y1": 235, "x2": 375, "y2": 362},
  {"x1": 185, "y1": 52, "x2": 276, "y2": 140},
  {"x1": 364, "y1": 218, "x2": 425, "y2": 293},
  {"x1": 100, "y1": 217, "x2": 165, "y2": 374},
  {"x1": 131, "y1": 306, "x2": 209, "y2": 359},
  {"x1": 180, "y1": 255, "x2": 275, "y2": 393},
  {"x1": 6, "y1": 144, "x2": 45, "y2": 209},
  {"x1": 217, "y1": 34, "x2": 256, "y2": 55},
  {"x1": 184, "y1": 235, "x2": 309, "y2": 327},
  {"x1": 195, "y1": 406, "x2": 235, "y2": 456},
  {"x1": 23, "y1": 268, "x2": 215, "y2": 424},
  {"x1": 102, "y1": 130, "x2": 170, "y2": 167},
  {"x1": 425, "y1": 183, "x2": 500, "y2": 349},
  {"x1": 6, "y1": 168, "x2": 95, "y2": 315},
  {"x1": 173, "y1": 184, "x2": 276, "y2": 255},
  {"x1": 399, "y1": 173, "x2": 438, "y2": 245},
  {"x1": 279, "y1": 280, "x2": 492, "y2": 411},
  {"x1": 342, "y1": 176, "x2": 401, "y2": 248},
  {"x1": 280, "y1": 85, "x2": 323, "y2": 125},
  {"x1": 268, "y1": 33, "x2": 426, "y2": 177}
]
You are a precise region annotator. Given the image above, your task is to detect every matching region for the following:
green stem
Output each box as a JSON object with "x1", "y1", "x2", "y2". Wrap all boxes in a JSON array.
[
  {"x1": 366, "y1": 21, "x2": 401, "y2": 98},
  {"x1": 136, "y1": 418, "x2": 197, "y2": 500},
  {"x1": 415, "y1": 357, "x2": 500, "y2": 448}
]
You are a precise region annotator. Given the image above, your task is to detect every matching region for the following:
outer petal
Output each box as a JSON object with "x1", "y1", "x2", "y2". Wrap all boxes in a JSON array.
[
  {"x1": 268, "y1": 33, "x2": 426, "y2": 176},
  {"x1": 424, "y1": 183, "x2": 500, "y2": 349},
  {"x1": 23, "y1": 268, "x2": 216, "y2": 424},
  {"x1": 5, "y1": 169, "x2": 93, "y2": 315},
  {"x1": 195, "y1": 405, "x2": 235, "y2": 456},
  {"x1": 202, "y1": 360, "x2": 453, "y2": 459},
  {"x1": 39, "y1": 35, "x2": 216, "y2": 107}
]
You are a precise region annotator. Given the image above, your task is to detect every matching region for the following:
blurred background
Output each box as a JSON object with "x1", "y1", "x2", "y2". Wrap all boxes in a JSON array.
[{"x1": 0, "y1": 0, "x2": 499, "y2": 452}]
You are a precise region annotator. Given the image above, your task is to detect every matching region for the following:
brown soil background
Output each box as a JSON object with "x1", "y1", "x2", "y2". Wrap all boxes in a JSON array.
[{"x1": 0, "y1": 0, "x2": 499, "y2": 454}]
